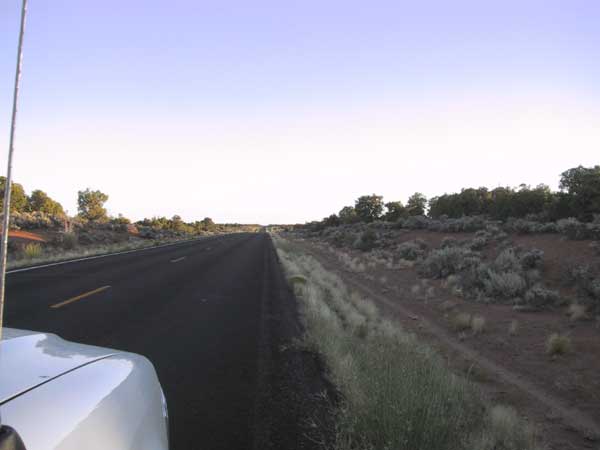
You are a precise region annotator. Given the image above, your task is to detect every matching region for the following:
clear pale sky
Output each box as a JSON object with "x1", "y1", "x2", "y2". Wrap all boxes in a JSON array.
[{"x1": 1, "y1": 1, "x2": 599, "y2": 224}]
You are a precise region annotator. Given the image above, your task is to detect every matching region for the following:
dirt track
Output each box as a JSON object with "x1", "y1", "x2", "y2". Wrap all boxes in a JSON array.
[{"x1": 292, "y1": 236, "x2": 600, "y2": 450}]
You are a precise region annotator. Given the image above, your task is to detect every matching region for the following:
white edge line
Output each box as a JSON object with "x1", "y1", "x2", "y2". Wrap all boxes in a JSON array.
[
  {"x1": 7, "y1": 238, "x2": 204, "y2": 274},
  {"x1": 170, "y1": 256, "x2": 186, "y2": 263}
]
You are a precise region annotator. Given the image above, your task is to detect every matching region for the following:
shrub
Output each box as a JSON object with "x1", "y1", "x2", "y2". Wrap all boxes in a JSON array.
[
  {"x1": 397, "y1": 240, "x2": 426, "y2": 261},
  {"x1": 397, "y1": 215, "x2": 430, "y2": 230},
  {"x1": 557, "y1": 217, "x2": 588, "y2": 240},
  {"x1": 471, "y1": 315, "x2": 486, "y2": 334},
  {"x1": 467, "y1": 236, "x2": 488, "y2": 251},
  {"x1": 440, "y1": 236, "x2": 458, "y2": 248},
  {"x1": 519, "y1": 249, "x2": 544, "y2": 270},
  {"x1": 483, "y1": 271, "x2": 527, "y2": 299},
  {"x1": 567, "y1": 264, "x2": 600, "y2": 312},
  {"x1": 62, "y1": 232, "x2": 78, "y2": 250},
  {"x1": 508, "y1": 320, "x2": 519, "y2": 336},
  {"x1": 475, "y1": 405, "x2": 536, "y2": 450},
  {"x1": 568, "y1": 303, "x2": 587, "y2": 321},
  {"x1": 493, "y1": 248, "x2": 522, "y2": 273},
  {"x1": 411, "y1": 284, "x2": 421, "y2": 297},
  {"x1": 419, "y1": 247, "x2": 479, "y2": 279},
  {"x1": 538, "y1": 222, "x2": 558, "y2": 233},
  {"x1": 546, "y1": 333, "x2": 571, "y2": 355},
  {"x1": 354, "y1": 229, "x2": 377, "y2": 252},
  {"x1": 506, "y1": 218, "x2": 541, "y2": 234},
  {"x1": 524, "y1": 286, "x2": 560, "y2": 308},
  {"x1": 452, "y1": 312, "x2": 472, "y2": 331},
  {"x1": 23, "y1": 243, "x2": 42, "y2": 259}
]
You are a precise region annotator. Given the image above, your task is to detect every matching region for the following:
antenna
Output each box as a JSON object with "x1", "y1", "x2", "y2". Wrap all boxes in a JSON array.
[{"x1": 0, "y1": 0, "x2": 28, "y2": 341}]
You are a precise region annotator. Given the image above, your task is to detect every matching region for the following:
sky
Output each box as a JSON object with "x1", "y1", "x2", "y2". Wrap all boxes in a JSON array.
[{"x1": 0, "y1": 1, "x2": 599, "y2": 224}]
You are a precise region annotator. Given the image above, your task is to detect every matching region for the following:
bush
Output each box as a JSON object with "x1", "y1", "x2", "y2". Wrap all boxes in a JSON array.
[
  {"x1": 23, "y1": 243, "x2": 42, "y2": 259},
  {"x1": 546, "y1": 333, "x2": 571, "y2": 355},
  {"x1": 519, "y1": 249, "x2": 544, "y2": 270},
  {"x1": 523, "y1": 286, "x2": 560, "y2": 308},
  {"x1": 493, "y1": 248, "x2": 522, "y2": 273},
  {"x1": 567, "y1": 264, "x2": 600, "y2": 312},
  {"x1": 483, "y1": 271, "x2": 527, "y2": 299},
  {"x1": 468, "y1": 236, "x2": 488, "y2": 251},
  {"x1": 452, "y1": 312, "x2": 472, "y2": 331},
  {"x1": 419, "y1": 247, "x2": 479, "y2": 279},
  {"x1": 440, "y1": 236, "x2": 458, "y2": 248},
  {"x1": 471, "y1": 315, "x2": 486, "y2": 334},
  {"x1": 397, "y1": 240, "x2": 426, "y2": 261},
  {"x1": 354, "y1": 229, "x2": 377, "y2": 252},
  {"x1": 397, "y1": 215, "x2": 430, "y2": 230},
  {"x1": 557, "y1": 217, "x2": 588, "y2": 240},
  {"x1": 475, "y1": 405, "x2": 536, "y2": 450},
  {"x1": 61, "y1": 232, "x2": 78, "y2": 250},
  {"x1": 506, "y1": 218, "x2": 542, "y2": 234}
]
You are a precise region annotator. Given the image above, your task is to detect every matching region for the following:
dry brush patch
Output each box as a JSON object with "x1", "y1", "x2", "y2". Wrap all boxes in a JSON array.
[{"x1": 273, "y1": 235, "x2": 537, "y2": 450}]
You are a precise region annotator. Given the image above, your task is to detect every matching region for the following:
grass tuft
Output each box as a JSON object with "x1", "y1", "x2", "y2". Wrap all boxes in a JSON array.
[
  {"x1": 452, "y1": 312, "x2": 472, "y2": 331},
  {"x1": 23, "y1": 243, "x2": 42, "y2": 259},
  {"x1": 508, "y1": 320, "x2": 519, "y2": 336},
  {"x1": 471, "y1": 315, "x2": 486, "y2": 334},
  {"x1": 567, "y1": 303, "x2": 587, "y2": 322},
  {"x1": 546, "y1": 333, "x2": 571, "y2": 356}
]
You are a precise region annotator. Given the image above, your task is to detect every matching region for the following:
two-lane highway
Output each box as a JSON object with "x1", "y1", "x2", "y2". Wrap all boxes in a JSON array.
[{"x1": 4, "y1": 233, "x2": 276, "y2": 450}]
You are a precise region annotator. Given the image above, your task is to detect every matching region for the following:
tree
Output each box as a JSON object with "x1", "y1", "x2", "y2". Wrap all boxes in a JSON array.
[
  {"x1": 0, "y1": 177, "x2": 29, "y2": 213},
  {"x1": 77, "y1": 188, "x2": 109, "y2": 221},
  {"x1": 559, "y1": 165, "x2": 600, "y2": 221},
  {"x1": 29, "y1": 189, "x2": 65, "y2": 216},
  {"x1": 200, "y1": 217, "x2": 216, "y2": 232},
  {"x1": 354, "y1": 195, "x2": 384, "y2": 222},
  {"x1": 383, "y1": 201, "x2": 406, "y2": 222},
  {"x1": 338, "y1": 206, "x2": 358, "y2": 224},
  {"x1": 406, "y1": 192, "x2": 427, "y2": 216},
  {"x1": 322, "y1": 214, "x2": 340, "y2": 228}
]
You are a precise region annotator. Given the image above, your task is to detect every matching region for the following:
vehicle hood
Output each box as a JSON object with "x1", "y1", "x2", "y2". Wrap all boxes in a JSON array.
[{"x1": 0, "y1": 328, "x2": 117, "y2": 404}]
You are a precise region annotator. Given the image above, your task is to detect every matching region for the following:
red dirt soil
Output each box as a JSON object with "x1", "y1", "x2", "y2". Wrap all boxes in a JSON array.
[
  {"x1": 289, "y1": 231, "x2": 600, "y2": 450},
  {"x1": 8, "y1": 230, "x2": 46, "y2": 242}
]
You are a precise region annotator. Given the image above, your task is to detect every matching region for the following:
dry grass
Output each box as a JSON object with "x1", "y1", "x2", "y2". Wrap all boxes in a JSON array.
[
  {"x1": 411, "y1": 284, "x2": 422, "y2": 297},
  {"x1": 471, "y1": 315, "x2": 486, "y2": 334},
  {"x1": 8, "y1": 237, "x2": 184, "y2": 269},
  {"x1": 273, "y1": 234, "x2": 537, "y2": 450},
  {"x1": 473, "y1": 405, "x2": 536, "y2": 450},
  {"x1": 567, "y1": 303, "x2": 587, "y2": 322},
  {"x1": 452, "y1": 312, "x2": 472, "y2": 331},
  {"x1": 508, "y1": 320, "x2": 519, "y2": 336},
  {"x1": 23, "y1": 242, "x2": 42, "y2": 259},
  {"x1": 426, "y1": 285, "x2": 436, "y2": 299},
  {"x1": 546, "y1": 333, "x2": 571, "y2": 356}
]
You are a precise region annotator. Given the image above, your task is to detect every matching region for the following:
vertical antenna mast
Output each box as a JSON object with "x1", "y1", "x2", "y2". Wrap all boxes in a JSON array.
[{"x1": 0, "y1": 0, "x2": 28, "y2": 340}]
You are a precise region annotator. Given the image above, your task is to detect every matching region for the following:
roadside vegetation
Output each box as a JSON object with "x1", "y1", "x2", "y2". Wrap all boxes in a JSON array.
[
  {"x1": 273, "y1": 235, "x2": 536, "y2": 450},
  {"x1": 2, "y1": 177, "x2": 260, "y2": 268}
]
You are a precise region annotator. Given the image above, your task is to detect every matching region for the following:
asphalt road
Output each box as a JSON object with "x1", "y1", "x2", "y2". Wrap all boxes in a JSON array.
[{"x1": 3, "y1": 233, "x2": 279, "y2": 450}]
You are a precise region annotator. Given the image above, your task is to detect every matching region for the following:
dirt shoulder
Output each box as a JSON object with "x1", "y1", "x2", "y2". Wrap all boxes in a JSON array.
[
  {"x1": 287, "y1": 234, "x2": 600, "y2": 450},
  {"x1": 253, "y1": 237, "x2": 336, "y2": 450}
]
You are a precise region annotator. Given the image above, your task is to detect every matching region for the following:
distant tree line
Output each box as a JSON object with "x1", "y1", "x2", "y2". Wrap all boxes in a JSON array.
[
  {"x1": 429, "y1": 166, "x2": 600, "y2": 221},
  {"x1": 1, "y1": 178, "x2": 258, "y2": 234},
  {"x1": 309, "y1": 165, "x2": 600, "y2": 229},
  {"x1": 1, "y1": 177, "x2": 65, "y2": 216}
]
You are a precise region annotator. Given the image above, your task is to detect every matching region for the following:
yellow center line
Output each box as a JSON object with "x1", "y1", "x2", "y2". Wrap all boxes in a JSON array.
[
  {"x1": 51, "y1": 285, "x2": 111, "y2": 309},
  {"x1": 171, "y1": 256, "x2": 186, "y2": 263}
]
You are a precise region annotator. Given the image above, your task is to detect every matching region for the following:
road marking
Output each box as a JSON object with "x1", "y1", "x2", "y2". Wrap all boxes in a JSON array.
[
  {"x1": 171, "y1": 256, "x2": 186, "y2": 263},
  {"x1": 51, "y1": 285, "x2": 111, "y2": 309}
]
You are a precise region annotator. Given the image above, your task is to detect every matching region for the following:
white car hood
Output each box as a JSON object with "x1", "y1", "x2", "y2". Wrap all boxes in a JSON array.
[{"x1": 0, "y1": 328, "x2": 116, "y2": 404}]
